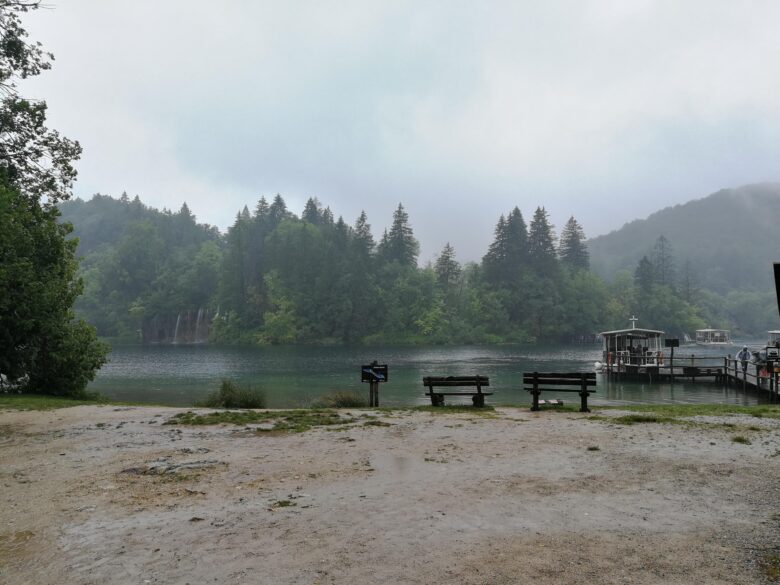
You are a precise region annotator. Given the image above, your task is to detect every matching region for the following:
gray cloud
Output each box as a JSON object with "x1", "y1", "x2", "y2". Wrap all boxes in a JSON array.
[{"x1": 24, "y1": 0, "x2": 780, "y2": 262}]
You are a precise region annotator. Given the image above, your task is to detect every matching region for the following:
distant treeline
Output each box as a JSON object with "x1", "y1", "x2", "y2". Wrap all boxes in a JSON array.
[{"x1": 59, "y1": 193, "x2": 777, "y2": 345}]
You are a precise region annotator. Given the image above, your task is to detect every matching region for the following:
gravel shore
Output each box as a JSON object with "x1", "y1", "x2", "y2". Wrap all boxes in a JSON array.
[{"x1": 1, "y1": 405, "x2": 779, "y2": 584}]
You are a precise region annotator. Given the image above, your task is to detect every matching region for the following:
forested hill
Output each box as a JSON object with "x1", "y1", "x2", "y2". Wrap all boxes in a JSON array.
[
  {"x1": 57, "y1": 190, "x2": 779, "y2": 344},
  {"x1": 588, "y1": 183, "x2": 780, "y2": 294}
]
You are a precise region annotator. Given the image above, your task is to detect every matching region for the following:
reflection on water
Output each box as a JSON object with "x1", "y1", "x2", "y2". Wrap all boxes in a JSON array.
[{"x1": 89, "y1": 341, "x2": 775, "y2": 407}]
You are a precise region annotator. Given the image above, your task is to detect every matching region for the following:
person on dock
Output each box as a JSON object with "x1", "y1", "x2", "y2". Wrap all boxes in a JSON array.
[{"x1": 736, "y1": 346, "x2": 752, "y2": 376}]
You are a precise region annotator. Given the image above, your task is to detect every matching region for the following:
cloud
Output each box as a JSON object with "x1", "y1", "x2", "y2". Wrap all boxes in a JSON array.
[{"x1": 23, "y1": 0, "x2": 780, "y2": 261}]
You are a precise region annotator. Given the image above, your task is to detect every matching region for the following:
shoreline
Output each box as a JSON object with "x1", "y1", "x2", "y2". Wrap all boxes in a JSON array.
[{"x1": 1, "y1": 404, "x2": 779, "y2": 584}]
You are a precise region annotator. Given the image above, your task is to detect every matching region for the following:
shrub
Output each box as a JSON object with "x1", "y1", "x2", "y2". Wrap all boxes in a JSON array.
[
  {"x1": 198, "y1": 379, "x2": 266, "y2": 409},
  {"x1": 311, "y1": 391, "x2": 367, "y2": 408}
]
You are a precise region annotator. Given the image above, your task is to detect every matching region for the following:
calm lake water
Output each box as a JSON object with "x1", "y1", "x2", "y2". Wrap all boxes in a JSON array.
[{"x1": 89, "y1": 341, "x2": 776, "y2": 407}]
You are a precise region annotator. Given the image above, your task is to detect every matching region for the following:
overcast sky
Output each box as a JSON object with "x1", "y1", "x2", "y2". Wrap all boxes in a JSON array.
[{"x1": 24, "y1": 1, "x2": 780, "y2": 263}]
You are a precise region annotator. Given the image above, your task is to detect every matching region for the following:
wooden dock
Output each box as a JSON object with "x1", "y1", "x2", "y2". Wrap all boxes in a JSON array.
[{"x1": 604, "y1": 354, "x2": 780, "y2": 399}]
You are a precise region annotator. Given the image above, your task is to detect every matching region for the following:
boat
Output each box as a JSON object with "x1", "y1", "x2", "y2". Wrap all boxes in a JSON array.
[
  {"x1": 597, "y1": 316, "x2": 664, "y2": 370},
  {"x1": 694, "y1": 328, "x2": 732, "y2": 346}
]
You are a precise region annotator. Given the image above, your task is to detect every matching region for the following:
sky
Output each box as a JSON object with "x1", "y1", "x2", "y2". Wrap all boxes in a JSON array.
[{"x1": 24, "y1": 1, "x2": 780, "y2": 263}]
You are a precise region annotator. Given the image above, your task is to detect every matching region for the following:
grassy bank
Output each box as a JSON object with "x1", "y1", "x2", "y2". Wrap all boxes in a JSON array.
[{"x1": 0, "y1": 394, "x2": 105, "y2": 411}]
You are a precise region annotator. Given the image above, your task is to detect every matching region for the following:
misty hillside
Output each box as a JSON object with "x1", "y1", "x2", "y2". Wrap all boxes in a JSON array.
[{"x1": 588, "y1": 184, "x2": 780, "y2": 294}]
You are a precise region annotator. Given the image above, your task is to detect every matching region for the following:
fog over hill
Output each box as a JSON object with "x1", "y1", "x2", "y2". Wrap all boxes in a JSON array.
[{"x1": 588, "y1": 183, "x2": 780, "y2": 295}]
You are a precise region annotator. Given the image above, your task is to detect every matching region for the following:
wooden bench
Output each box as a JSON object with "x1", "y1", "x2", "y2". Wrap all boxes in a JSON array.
[
  {"x1": 523, "y1": 372, "x2": 596, "y2": 412},
  {"x1": 422, "y1": 376, "x2": 492, "y2": 407}
]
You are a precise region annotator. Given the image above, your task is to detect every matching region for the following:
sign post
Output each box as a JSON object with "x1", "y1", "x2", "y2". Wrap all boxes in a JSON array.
[
  {"x1": 361, "y1": 361, "x2": 388, "y2": 407},
  {"x1": 665, "y1": 338, "x2": 679, "y2": 382}
]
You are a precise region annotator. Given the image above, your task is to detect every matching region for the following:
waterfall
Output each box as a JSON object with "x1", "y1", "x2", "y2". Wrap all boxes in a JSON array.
[
  {"x1": 173, "y1": 313, "x2": 182, "y2": 344},
  {"x1": 195, "y1": 308, "x2": 204, "y2": 343}
]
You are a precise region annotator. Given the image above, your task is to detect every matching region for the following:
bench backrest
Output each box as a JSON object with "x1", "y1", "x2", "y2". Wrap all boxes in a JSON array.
[
  {"x1": 423, "y1": 376, "x2": 489, "y2": 387},
  {"x1": 522, "y1": 372, "x2": 596, "y2": 388}
]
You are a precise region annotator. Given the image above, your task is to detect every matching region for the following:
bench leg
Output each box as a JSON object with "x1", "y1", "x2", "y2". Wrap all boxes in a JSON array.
[
  {"x1": 579, "y1": 391, "x2": 590, "y2": 413},
  {"x1": 472, "y1": 394, "x2": 485, "y2": 408},
  {"x1": 430, "y1": 394, "x2": 444, "y2": 407},
  {"x1": 531, "y1": 391, "x2": 540, "y2": 411}
]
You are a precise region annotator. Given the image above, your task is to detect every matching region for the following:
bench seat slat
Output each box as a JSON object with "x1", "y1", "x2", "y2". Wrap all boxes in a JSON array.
[
  {"x1": 425, "y1": 391, "x2": 494, "y2": 396},
  {"x1": 521, "y1": 378, "x2": 596, "y2": 386},
  {"x1": 524, "y1": 388, "x2": 593, "y2": 393},
  {"x1": 522, "y1": 372, "x2": 596, "y2": 379}
]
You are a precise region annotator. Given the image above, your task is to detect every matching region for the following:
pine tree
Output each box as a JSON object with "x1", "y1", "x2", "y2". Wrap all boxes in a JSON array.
[
  {"x1": 482, "y1": 214, "x2": 508, "y2": 284},
  {"x1": 254, "y1": 196, "x2": 269, "y2": 220},
  {"x1": 377, "y1": 203, "x2": 419, "y2": 267},
  {"x1": 353, "y1": 210, "x2": 375, "y2": 257},
  {"x1": 634, "y1": 255, "x2": 655, "y2": 293},
  {"x1": 559, "y1": 216, "x2": 589, "y2": 270},
  {"x1": 268, "y1": 194, "x2": 290, "y2": 226},
  {"x1": 434, "y1": 243, "x2": 461, "y2": 288},
  {"x1": 302, "y1": 197, "x2": 321, "y2": 224},
  {"x1": 528, "y1": 207, "x2": 557, "y2": 273},
  {"x1": 652, "y1": 235, "x2": 675, "y2": 287},
  {"x1": 505, "y1": 207, "x2": 529, "y2": 281}
]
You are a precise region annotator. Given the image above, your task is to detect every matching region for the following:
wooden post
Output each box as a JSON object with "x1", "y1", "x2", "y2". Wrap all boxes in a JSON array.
[
  {"x1": 531, "y1": 372, "x2": 540, "y2": 411},
  {"x1": 670, "y1": 346, "x2": 675, "y2": 382},
  {"x1": 369, "y1": 381, "x2": 377, "y2": 407},
  {"x1": 579, "y1": 373, "x2": 590, "y2": 413}
]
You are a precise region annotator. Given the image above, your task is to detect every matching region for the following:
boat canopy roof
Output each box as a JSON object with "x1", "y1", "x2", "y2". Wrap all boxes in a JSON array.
[
  {"x1": 598, "y1": 327, "x2": 664, "y2": 337},
  {"x1": 696, "y1": 328, "x2": 729, "y2": 333}
]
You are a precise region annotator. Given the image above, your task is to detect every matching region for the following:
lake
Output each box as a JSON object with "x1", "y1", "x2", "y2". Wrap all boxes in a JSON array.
[{"x1": 88, "y1": 341, "x2": 776, "y2": 407}]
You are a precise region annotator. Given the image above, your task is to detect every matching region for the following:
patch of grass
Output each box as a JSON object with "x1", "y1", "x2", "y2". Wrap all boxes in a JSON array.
[
  {"x1": 197, "y1": 379, "x2": 266, "y2": 409},
  {"x1": 587, "y1": 446, "x2": 601, "y2": 451},
  {"x1": 760, "y1": 554, "x2": 780, "y2": 581},
  {"x1": 731, "y1": 435, "x2": 752, "y2": 445},
  {"x1": 311, "y1": 391, "x2": 367, "y2": 408},
  {"x1": 599, "y1": 403, "x2": 780, "y2": 420},
  {"x1": 363, "y1": 420, "x2": 392, "y2": 427},
  {"x1": 166, "y1": 408, "x2": 358, "y2": 433},
  {"x1": 0, "y1": 393, "x2": 105, "y2": 411},
  {"x1": 611, "y1": 414, "x2": 679, "y2": 425},
  {"x1": 271, "y1": 499, "x2": 296, "y2": 508},
  {"x1": 748, "y1": 425, "x2": 762, "y2": 431}
]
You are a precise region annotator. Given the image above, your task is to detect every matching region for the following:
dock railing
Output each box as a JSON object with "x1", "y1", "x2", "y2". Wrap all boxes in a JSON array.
[{"x1": 725, "y1": 356, "x2": 779, "y2": 393}]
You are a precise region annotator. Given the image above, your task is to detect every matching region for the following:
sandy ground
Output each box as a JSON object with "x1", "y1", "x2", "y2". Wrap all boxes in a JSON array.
[{"x1": 1, "y1": 405, "x2": 779, "y2": 585}]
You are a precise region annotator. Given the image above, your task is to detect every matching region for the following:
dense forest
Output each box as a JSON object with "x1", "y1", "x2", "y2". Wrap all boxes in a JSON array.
[{"x1": 59, "y1": 189, "x2": 779, "y2": 346}]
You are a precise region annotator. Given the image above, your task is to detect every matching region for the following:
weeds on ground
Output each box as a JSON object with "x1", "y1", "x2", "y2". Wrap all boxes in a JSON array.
[
  {"x1": 731, "y1": 435, "x2": 752, "y2": 445},
  {"x1": 310, "y1": 391, "x2": 367, "y2": 408},
  {"x1": 760, "y1": 554, "x2": 780, "y2": 581},
  {"x1": 598, "y1": 403, "x2": 780, "y2": 420},
  {"x1": 166, "y1": 409, "x2": 359, "y2": 433},
  {"x1": 197, "y1": 380, "x2": 266, "y2": 409}
]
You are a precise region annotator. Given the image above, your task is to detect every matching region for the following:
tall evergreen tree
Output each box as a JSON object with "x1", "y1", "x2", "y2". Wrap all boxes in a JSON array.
[
  {"x1": 302, "y1": 197, "x2": 321, "y2": 224},
  {"x1": 504, "y1": 207, "x2": 529, "y2": 282},
  {"x1": 634, "y1": 255, "x2": 655, "y2": 294},
  {"x1": 377, "y1": 203, "x2": 419, "y2": 267},
  {"x1": 559, "y1": 216, "x2": 589, "y2": 270},
  {"x1": 254, "y1": 196, "x2": 269, "y2": 220},
  {"x1": 268, "y1": 194, "x2": 291, "y2": 226},
  {"x1": 652, "y1": 235, "x2": 675, "y2": 287},
  {"x1": 482, "y1": 214, "x2": 508, "y2": 285},
  {"x1": 434, "y1": 243, "x2": 461, "y2": 288},
  {"x1": 353, "y1": 210, "x2": 375, "y2": 257},
  {"x1": 528, "y1": 207, "x2": 557, "y2": 273}
]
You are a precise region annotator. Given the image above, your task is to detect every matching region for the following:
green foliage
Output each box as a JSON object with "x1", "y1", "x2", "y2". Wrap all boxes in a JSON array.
[
  {"x1": 588, "y1": 184, "x2": 780, "y2": 297},
  {"x1": 197, "y1": 379, "x2": 266, "y2": 409},
  {"x1": 58, "y1": 189, "x2": 777, "y2": 345},
  {"x1": 0, "y1": 1, "x2": 81, "y2": 203},
  {"x1": 311, "y1": 391, "x2": 368, "y2": 408},
  {"x1": 559, "y1": 216, "x2": 589, "y2": 270}
]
